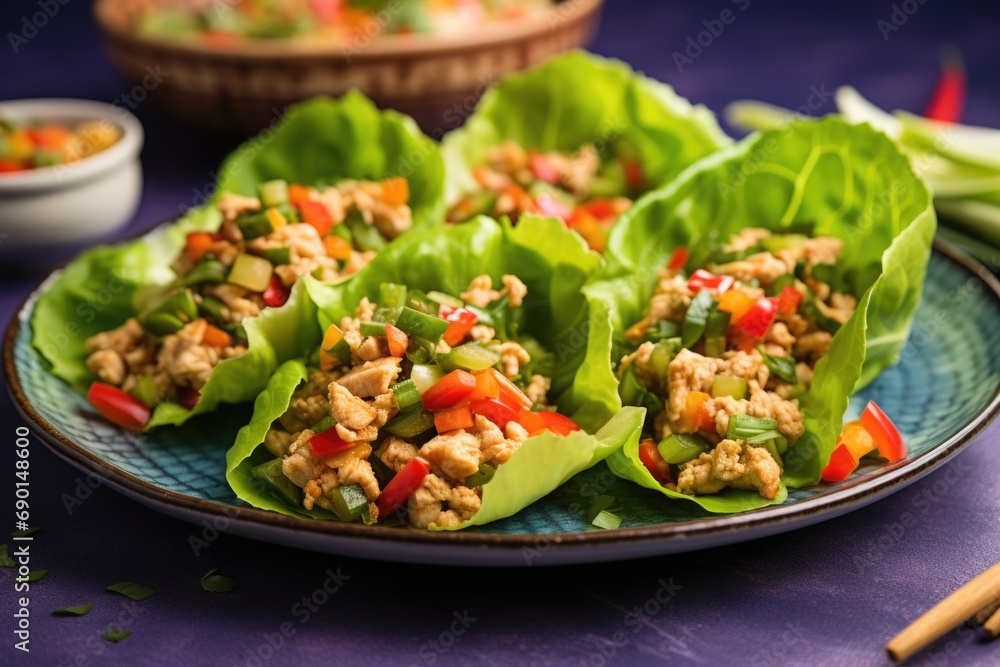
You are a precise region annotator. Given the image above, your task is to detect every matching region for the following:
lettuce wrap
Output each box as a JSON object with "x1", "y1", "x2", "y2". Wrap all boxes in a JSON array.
[
  {"x1": 31, "y1": 92, "x2": 446, "y2": 428},
  {"x1": 227, "y1": 216, "x2": 645, "y2": 529},
  {"x1": 585, "y1": 117, "x2": 936, "y2": 512}
]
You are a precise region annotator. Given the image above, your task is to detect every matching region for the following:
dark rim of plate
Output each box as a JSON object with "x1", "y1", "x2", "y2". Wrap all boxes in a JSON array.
[{"x1": 5, "y1": 228, "x2": 1000, "y2": 552}]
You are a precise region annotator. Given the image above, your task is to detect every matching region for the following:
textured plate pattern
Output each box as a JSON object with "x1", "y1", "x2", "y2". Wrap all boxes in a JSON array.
[{"x1": 8, "y1": 246, "x2": 1000, "y2": 555}]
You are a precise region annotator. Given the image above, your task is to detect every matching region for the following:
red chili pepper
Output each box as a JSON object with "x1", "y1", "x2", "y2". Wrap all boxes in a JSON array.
[
  {"x1": 737, "y1": 296, "x2": 779, "y2": 339},
  {"x1": 859, "y1": 401, "x2": 906, "y2": 463},
  {"x1": 687, "y1": 269, "x2": 734, "y2": 294},
  {"x1": 821, "y1": 443, "x2": 858, "y2": 483},
  {"x1": 297, "y1": 200, "x2": 334, "y2": 236},
  {"x1": 442, "y1": 307, "x2": 478, "y2": 347},
  {"x1": 178, "y1": 387, "x2": 201, "y2": 410},
  {"x1": 262, "y1": 276, "x2": 291, "y2": 308},
  {"x1": 87, "y1": 382, "x2": 151, "y2": 430},
  {"x1": 309, "y1": 427, "x2": 353, "y2": 457},
  {"x1": 469, "y1": 398, "x2": 518, "y2": 430},
  {"x1": 421, "y1": 370, "x2": 477, "y2": 411},
  {"x1": 776, "y1": 285, "x2": 803, "y2": 316},
  {"x1": 638, "y1": 439, "x2": 672, "y2": 485},
  {"x1": 529, "y1": 152, "x2": 560, "y2": 184},
  {"x1": 667, "y1": 247, "x2": 689, "y2": 271},
  {"x1": 923, "y1": 47, "x2": 966, "y2": 124},
  {"x1": 377, "y1": 458, "x2": 430, "y2": 518}
]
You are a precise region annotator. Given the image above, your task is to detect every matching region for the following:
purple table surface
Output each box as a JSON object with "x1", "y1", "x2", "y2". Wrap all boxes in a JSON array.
[{"x1": 2, "y1": 1, "x2": 1000, "y2": 665}]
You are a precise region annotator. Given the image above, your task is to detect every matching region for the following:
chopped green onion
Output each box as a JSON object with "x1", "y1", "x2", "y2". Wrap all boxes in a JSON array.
[
  {"x1": 657, "y1": 433, "x2": 710, "y2": 464},
  {"x1": 311, "y1": 415, "x2": 335, "y2": 434},
  {"x1": 758, "y1": 347, "x2": 799, "y2": 384},
  {"x1": 645, "y1": 319, "x2": 680, "y2": 342},
  {"x1": 618, "y1": 365, "x2": 665, "y2": 424},
  {"x1": 750, "y1": 438, "x2": 785, "y2": 466},
  {"x1": 200, "y1": 569, "x2": 238, "y2": 593},
  {"x1": 250, "y1": 458, "x2": 301, "y2": 508},
  {"x1": 235, "y1": 210, "x2": 274, "y2": 240},
  {"x1": 760, "y1": 234, "x2": 808, "y2": 253},
  {"x1": 359, "y1": 321, "x2": 387, "y2": 337},
  {"x1": 325, "y1": 484, "x2": 369, "y2": 522},
  {"x1": 426, "y1": 290, "x2": 464, "y2": 309},
  {"x1": 345, "y1": 211, "x2": 386, "y2": 252},
  {"x1": 53, "y1": 604, "x2": 92, "y2": 616},
  {"x1": 325, "y1": 337, "x2": 352, "y2": 368},
  {"x1": 101, "y1": 630, "x2": 132, "y2": 643},
  {"x1": 197, "y1": 296, "x2": 228, "y2": 323},
  {"x1": 394, "y1": 307, "x2": 449, "y2": 343},
  {"x1": 130, "y1": 375, "x2": 161, "y2": 409},
  {"x1": 705, "y1": 308, "x2": 731, "y2": 339},
  {"x1": 704, "y1": 336, "x2": 727, "y2": 358},
  {"x1": 712, "y1": 375, "x2": 747, "y2": 400},
  {"x1": 410, "y1": 364, "x2": 446, "y2": 394},
  {"x1": 179, "y1": 259, "x2": 227, "y2": 287},
  {"x1": 586, "y1": 495, "x2": 616, "y2": 524},
  {"x1": 649, "y1": 338, "x2": 681, "y2": 377},
  {"x1": 439, "y1": 343, "x2": 501, "y2": 372},
  {"x1": 405, "y1": 289, "x2": 436, "y2": 314},
  {"x1": 262, "y1": 247, "x2": 292, "y2": 266},
  {"x1": 464, "y1": 463, "x2": 496, "y2": 488},
  {"x1": 391, "y1": 379, "x2": 422, "y2": 412},
  {"x1": 727, "y1": 414, "x2": 779, "y2": 440},
  {"x1": 139, "y1": 289, "x2": 198, "y2": 336},
  {"x1": 405, "y1": 336, "x2": 435, "y2": 364},
  {"x1": 384, "y1": 408, "x2": 435, "y2": 438},
  {"x1": 745, "y1": 429, "x2": 783, "y2": 445},
  {"x1": 591, "y1": 510, "x2": 622, "y2": 530},
  {"x1": 106, "y1": 581, "x2": 156, "y2": 601},
  {"x1": 379, "y1": 283, "x2": 409, "y2": 310},
  {"x1": 257, "y1": 179, "x2": 289, "y2": 208},
  {"x1": 681, "y1": 290, "x2": 716, "y2": 348}
]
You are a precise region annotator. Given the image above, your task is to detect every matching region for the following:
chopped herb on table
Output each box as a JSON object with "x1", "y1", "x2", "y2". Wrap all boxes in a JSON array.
[
  {"x1": 101, "y1": 629, "x2": 132, "y2": 643},
  {"x1": 53, "y1": 604, "x2": 93, "y2": 617},
  {"x1": 200, "y1": 569, "x2": 238, "y2": 593},
  {"x1": 106, "y1": 581, "x2": 156, "y2": 601}
]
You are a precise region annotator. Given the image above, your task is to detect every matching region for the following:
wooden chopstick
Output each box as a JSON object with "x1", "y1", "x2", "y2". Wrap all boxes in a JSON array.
[
  {"x1": 971, "y1": 598, "x2": 1000, "y2": 627},
  {"x1": 985, "y1": 607, "x2": 1000, "y2": 639},
  {"x1": 887, "y1": 561, "x2": 1000, "y2": 662}
]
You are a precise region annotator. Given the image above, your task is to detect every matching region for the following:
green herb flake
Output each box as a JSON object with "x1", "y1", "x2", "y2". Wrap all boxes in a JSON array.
[
  {"x1": 106, "y1": 581, "x2": 156, "y2": 600},
  {"x1": 0, "y1": 544, "x2": 14, "y2": 568},
  {"x1": 200, "y1": 569, "x2": 237, "y2": 593},
  {"x1": 11, "y1": 527, "x2": 41, "y2": 538},
  {"x1": 586, "y1": 495, "x2": 616, "y2": 524},
  {"x1": 101, "y1": 629, "x2": 132, "y2": 643},
  {"x1": 53, "y1": 604, "x2": 93, "y2": 617},
  {"x1": 24, "y1": 570, "x2": 48, "y2": 583},
  {"x1": 591, "y1": 510, "x2": 623, "y2": 530}
]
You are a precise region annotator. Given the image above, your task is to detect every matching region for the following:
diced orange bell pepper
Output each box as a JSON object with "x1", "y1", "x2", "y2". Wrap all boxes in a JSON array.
[
  {"x1": 717, "y1": 290, "x2": 756, "y2": 322},
  {"x1": 323, "y1": 234, "x2": 353, "y2": 260},
  {"x1": 839, "y1": 420, "x2": 876, "y2": 461},
  {"x1": 185, "y1": 232, "x2": 215, "y2": 264},
  {"x1": 467, "y1": 369, "x2": 501, "y2": 403},
  {"x1": 201, "y1": 324, "x2": 232, "y2": 347},
  {"x1": 489, "y1": 368, "x2": 533, "y2": 410},
  {"x1": 288, "y1": 183, "x2": 311, "y2": 206},
  {"x1": 27, "y1": 125, "x2": 71, "y2": 149},
  {"x1": 434, "y1": 405, "x2": 475, "y2": 433},
  {"x1": 681, "y1": 391, "x2": 715, "y2": 432},
  {"x1": 516, "y1": 408, "x2": 547, "y2": 435},
  {"x1": 381, "y1": 177, "x2": 409, "y2": 207},
  {"x1": 298, "y1": 200, "x2": 333, "y2": 236}
]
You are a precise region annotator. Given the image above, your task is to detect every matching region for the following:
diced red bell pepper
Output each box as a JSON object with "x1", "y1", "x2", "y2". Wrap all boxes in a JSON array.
[
  {"x1": 667, "y1": 247, "x2": 689, "y2": 271},
  {"x1": 776, "y1": 285, "x2": 803, "y2": 316},
  {"x1": 736, "y1": 296, "x2": 779, "y2": 339},
  {"x1": 434, "y1": 405, "x2": 475, "y2": 433},
  {"x1": 638, "y1": 439, "x2": 672, "y2": 485},
  {"x1": 309, "y1": 427, "x2": 354, "y2": 457},
  {"x1": 421, "y1": 370, "x2": 477, "y2": 411},
  {"x1": 0, "y1": 159, "x2": 26, "y2": 174},
  {"x1": 262, "y1": 276, "x2": 291, "y2": 308},
  {"x1": 467, "y1": 370, "x2": 501, "y2": 403},
  {"x1": 532, "y1": 411, "x2": 581, "y2": 437},
  {"x1": 860, "y1": 401, "x2": 906, "y2": 463},
  {"x1": 386, "y1": 324, "x2": 408, "y2": 357},
  {"x1": 534, "y1": 193, "x2": 573, "y2": 221},
  {"x1": 687, "y1": 269, "x2": 734, "y2": 294},
  {"x1": 377, "y1": 458, "x2": 430, "y2": 518},
  {"x1": 821, "y1": 443, "x2": 858, "y2": 482},
  {"x1": 923, "y1": 48, "x2": 966, "y2": 124},
  {"x1": 581, "y1": 198, "x2": 615, "y2": 221},
  {"x1": 87, "y1": 382, "x2": 151, "y2": 430},
  {"x1": 178, "y1": 387, "x2": 201, "y2": 410},
  {"x1": 488, "y1": 368, "x2": 533, "y2": 410},
  {"x1": 516, "y1": 408, "x2": 547, "y2": 435},
  {"x1": 442, "y1": 307, "x2": 478, "y2": 347},
  {"x1": 469, "y1": 398, "x2": 518, "y2": 430},
  {"x1": 288, "y1": 183, "x2": 311, "y2": 206},
  {"x1": 297, "y1": 200, "x2": 333, "y2": 236},
  {"x1": 529, "y1": 152, "x2": 560, "y2": 184}
]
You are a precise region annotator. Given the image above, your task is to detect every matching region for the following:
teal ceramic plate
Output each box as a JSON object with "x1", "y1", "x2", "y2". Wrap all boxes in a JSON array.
[{"x1": 6, "y1": 240, "x2": 1000, "y2": 566}]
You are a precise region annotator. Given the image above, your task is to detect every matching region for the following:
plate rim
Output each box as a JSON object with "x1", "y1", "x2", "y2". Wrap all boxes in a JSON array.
[{"x1": 6, "y1": 236, "x2": 1000, "y2": 559}]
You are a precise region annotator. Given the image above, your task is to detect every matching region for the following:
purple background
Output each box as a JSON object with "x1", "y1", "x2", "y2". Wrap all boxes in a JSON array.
[{"x1": 2, "y1": 1, "x2": 1000, "y2": 665}]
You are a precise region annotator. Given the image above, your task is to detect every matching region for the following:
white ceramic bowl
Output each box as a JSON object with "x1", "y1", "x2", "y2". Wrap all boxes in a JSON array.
[{"x1": 0, "y1": 99, "x2": 143, "y2": 259}]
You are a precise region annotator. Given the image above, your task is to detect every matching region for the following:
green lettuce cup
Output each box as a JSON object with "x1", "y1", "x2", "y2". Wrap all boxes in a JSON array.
[
  {"x1": 226, "y1": 216, "x2": 645, "y2": 529},
  {"x1": 585, "y1": 116, "x2": 936, "y2": 512},
  {"x1": 441, "y1": 50, "x2": 730, "y2": 248},
  {"x1": 32, "y1": 92, "x2": 446, "y2": 428}
]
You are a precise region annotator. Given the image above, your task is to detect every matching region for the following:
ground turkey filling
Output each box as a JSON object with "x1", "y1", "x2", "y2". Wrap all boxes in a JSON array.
[
  {"x1": 84, "y1": 178, "x2": 412, "y2": 406},
  {"x1": 265, "y1": 274, "x2": 555, "y2": 529},
  {"x1": 620, "y1": 228, "x2": 857, "y2": 499}
]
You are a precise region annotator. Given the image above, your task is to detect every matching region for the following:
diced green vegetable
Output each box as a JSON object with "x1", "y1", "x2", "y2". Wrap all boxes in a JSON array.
[
  {"x1": 262, "y1": 247, "x2": 291, "y2": 266},
  {"x1": 405, "y1": 336, "x2": 435, "y2": 364},
  {"x1": 711, "y1": 374, "x2": 747, "y2": 399},
  {"x1": 394, "y1": 307, "x2": 450, "y2": 343},
  {"x1": 751, "y1": 439, "x2": 785, "y2": 466},
  {"x1": 745, "y1": 429, "x2": 783, "y2": 445},
  {"x1": 758, "y1": 348, "x2": 799, "y2": 384},
  {"x1": 590, "y1": 160, "x2": 629, "y2": 197},
  {"x1": 228, "y1": 254, "x2": 274, "y2": 292},
  {"x1": 591, "y1": 510, "x2": 622, "y2": 530},
  {"x1": 180, "y1": 259, "x2": 227, "y2": 287},
  {"x1": 426, "y1": 290, "x2": 464, "y2": 309},
  {"x1": 384, "y1": 407, "x2": 435, "y2": 438},
  {"x1": 460, "y1": 192, "x2": 499, "y2": 219},
  {"x1": 649, "y1": 338, "x2": 681, "y2": 377},
  {"x1": 765, "y1": 273, "x2": 797, "y2": 296},
  {"x1": 325, "y1": 484, "x2": 368, "y2": 522},
  {"x1": 439, "y1": 343, "x2": 501, "y2": 372},
  {"x1": 330, "y1": 223, "x2": 352, "y2": 243},
  {"x1": 727, "y1": 414, "x2": 779, "y2": 440},
  {"x1": 464, "y1": 463, "x2": 496, "y2": 488},
  {"x1": 704, "y1": 336, "x2": 726, "y2": 358},
  {"x1": 250, "y1": 458, "x2": 301, "y2": 508},
  {"x1": 657, "y1": 433, "x2": 710, "y2": 464},
  {"x1": 197, "y1": 296, "x2": 227, "y2": 323},
  {"x1": 139, "y1": 289, "x2": 198, "y2": 336},
  {"x1": 235, "y1": 210, "x2": 274, "y2": 240},
  {"x1": 345, "y1": 211, "x2": 386, "y2": 252},
  {"x1": 618, "y1": 365, "x2": 665, "y2": 427},
  {"x1": 586, "y1": 494, "x2": 616, "y2": 523},
  {"x1": 359, "y1": 321, "x2": 387, "y2": 337},
  {"x1": 410, "y1": 364, "x2": 446, "y2": 394},
  {"x1": 258, "y1": 179, "x2": 289, "y2": 208},
  {"x1": 681, "y1": 290, "x2": 716, "y2": 348},
  {"x1": 645, "y1": 319, "x2": 680, "y2": 342},
  {"x1": 379, "y1": 283, "x2": 409, "y2": 312},
  {"x1": 324, "y1": 337, "x2": 351, "y2": 368},
  {"x1": 130, "y1": 375, "x2": 161, "y2": 408},
  {"x1": 705, "y1": 309, "x2": 731, "y2": 338},
  {"x1": 760, "y1": 234, "x2": 808, "y2": 253},
  {"x1": 391, "y1": 379, "x2": 422, "y2": 412},
  {"x1": 801, "y1": 291, "x2": 842, "y2": 334},
  {"x1": 33, "y1": 149, "x2": 62, "y2": 168},
  {"x1": 311, "y1": 415, "x2": 335, "y2": 434}
]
